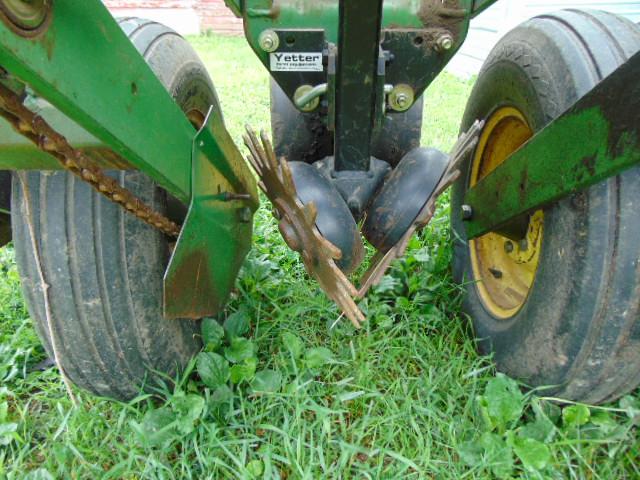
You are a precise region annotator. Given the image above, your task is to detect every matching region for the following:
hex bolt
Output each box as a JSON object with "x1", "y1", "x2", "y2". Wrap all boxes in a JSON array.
[
  {"x1": 461, "y1": 204, "x2": 473, "y2": 221},
  {"x1": 436, "y1": 33, "x2": 454, "y2": 52},
  {"x1": 259, "y1": 30, "x2": 280, "y2": 53},
  {"x1": 222, "y1": 192, "x2": 251, "y2": 202},
  {"x1": 389, "y1": 84, "x2": 415, "y2": 112},
  {"x1": 519, "y1": 239, "x2": 529, "y2": 251},
  {"x1": 262, "y1": 36, "x2": 274, "y2": 51},
  {"x1": 504, "y1": 241, "x2": 514, "y2": 253},
  {"x1": 396, "y1": 93, "x2": 409, "y2": 109}
]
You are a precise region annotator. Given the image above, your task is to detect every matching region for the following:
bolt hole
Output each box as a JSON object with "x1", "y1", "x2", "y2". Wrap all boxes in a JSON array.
[
  {"x1": 413, "y1": 36, "x2": 424, "y2": 46},
  {"x1": 286, "y1": 35, "x2": 296, "y2": 46},
  {"x1": 489, "y1": 268, "x2": 503, "y2": 279},
  {"x1": 131, "y1": 82, "x2": 138, "y2": 96}
]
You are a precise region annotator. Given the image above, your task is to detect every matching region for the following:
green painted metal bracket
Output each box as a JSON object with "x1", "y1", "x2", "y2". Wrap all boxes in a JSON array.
[
  {"x1": 164, "y1": 107, "x2": 256, "y2": 319},
  {"x1": 240, "y1": 0, "x2": 474, "y2": 106},
  {"x1": 0, "y1": 0, "x2": 196, "y2": 203},
  {"x1": 0, "y1": 1, "x2": 259, "y2": 318},
  {"x1": 243, "y1": 0, "x2": 421, "y2": 48},
  {"x1": 464, "y1": 50, "x2": 640, "y2": 239}
]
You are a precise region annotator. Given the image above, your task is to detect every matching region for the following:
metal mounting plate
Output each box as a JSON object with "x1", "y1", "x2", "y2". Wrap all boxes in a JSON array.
[{"x1": 163, "y1": 107, "x2": 257, "y2": 319}]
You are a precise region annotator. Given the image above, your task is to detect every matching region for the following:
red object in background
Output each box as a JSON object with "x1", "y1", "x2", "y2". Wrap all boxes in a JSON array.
[
  {"x1": 196, "y1": 0, "x2": 243, "y2": 35},
  {"x1": 103, "y1": 0, "x2": 244, "y2": 35}
]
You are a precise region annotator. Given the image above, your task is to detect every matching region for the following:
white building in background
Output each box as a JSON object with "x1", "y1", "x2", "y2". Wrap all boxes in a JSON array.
[{"x1": 449, "y1": 0, "x2": 640, "y2": 77}]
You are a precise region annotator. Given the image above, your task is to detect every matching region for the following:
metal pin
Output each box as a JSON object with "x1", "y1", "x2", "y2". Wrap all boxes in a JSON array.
[{"x1": 222, "y1": 192, "x2": 251, "y2": 201}]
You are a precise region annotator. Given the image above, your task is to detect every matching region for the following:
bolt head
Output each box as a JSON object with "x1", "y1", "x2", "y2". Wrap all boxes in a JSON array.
[
  {"x1": 461, "y1": 204, "x2": 473, "y2": 221},
  {"x1": 504, "y1": 241, "x2": 514, "y2": 253},
  {"x1": 389, "y1": 84, "x2": 415, "y2": 112},
  {"x1": 437, "y1": 34, "x2": 454, "y2": 52},
  {"x1": 259, "y1": 30, "x2": 279, "y2": 53}
]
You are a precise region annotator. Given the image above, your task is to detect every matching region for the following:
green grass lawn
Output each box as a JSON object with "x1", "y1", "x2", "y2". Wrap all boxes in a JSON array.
[{"x1": 0, "y1": 35, "x2": 639, "y2": 479}]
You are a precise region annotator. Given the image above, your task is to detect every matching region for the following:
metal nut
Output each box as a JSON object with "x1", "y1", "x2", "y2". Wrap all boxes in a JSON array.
[
  {"x1": 436, "y1": 33, "x2": 454, "y2": 52},
  {"x1": 258, "y1": 30, "x2": 279, "y2": 53},
  {"x1": 388, "y1": 84, "x2": 415, "y2": 112},
  {"x1": 396, "y1": 93, "x2": 409, "y2": 109}
]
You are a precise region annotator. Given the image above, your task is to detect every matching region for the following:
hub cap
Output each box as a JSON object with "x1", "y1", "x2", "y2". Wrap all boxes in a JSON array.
[{"x1": 469, "y1": 107, "x2": 544, "y2": 319}]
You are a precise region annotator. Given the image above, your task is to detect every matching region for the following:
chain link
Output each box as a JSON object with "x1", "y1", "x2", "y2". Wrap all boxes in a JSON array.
[{"x1": 0, "y1": 82, "x2": 181, "y2": 237}]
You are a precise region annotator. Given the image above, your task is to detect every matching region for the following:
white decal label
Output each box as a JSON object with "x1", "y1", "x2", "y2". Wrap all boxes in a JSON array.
[{"x1": 270, "y1": 52, "x2": 323, "y2": 72}]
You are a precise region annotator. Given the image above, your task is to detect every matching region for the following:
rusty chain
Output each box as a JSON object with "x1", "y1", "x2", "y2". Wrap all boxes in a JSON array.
[{"x1": 0, "y1": 82, "x2": 181, "y2": 237}]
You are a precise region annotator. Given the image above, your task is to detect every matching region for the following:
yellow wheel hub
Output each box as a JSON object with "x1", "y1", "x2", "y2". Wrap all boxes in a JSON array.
[{"x1": 469, "y1": 107, "x2": 544, "y2": 319}]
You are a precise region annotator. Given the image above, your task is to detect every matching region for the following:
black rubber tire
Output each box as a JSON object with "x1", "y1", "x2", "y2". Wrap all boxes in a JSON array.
[
  {"x1": 11, "y1": 18, "x2": 219, "y2": 400},
  {"x1": 451, "y1": 10, "x2": 640, "y2": 404},
  {"x1": 270, "y1": 79, "x2": 423, "y2": 167}
]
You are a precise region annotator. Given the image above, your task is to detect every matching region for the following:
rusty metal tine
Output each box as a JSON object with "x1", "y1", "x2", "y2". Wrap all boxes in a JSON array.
[
  {"x1": 245, "y1": 127, "x2": 270, "y2": 173},
  {"x1": 260, "y1": 130, "x2": 280, "y2": 172},
  {"x1": 243, "y1": 132, "x2": 267, "y2": 174}
]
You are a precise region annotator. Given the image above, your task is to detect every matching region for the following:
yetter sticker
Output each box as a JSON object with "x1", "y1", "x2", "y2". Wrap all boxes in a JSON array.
[{"x1": 270, "y1": 52, "x2": 323, "y2": 72}]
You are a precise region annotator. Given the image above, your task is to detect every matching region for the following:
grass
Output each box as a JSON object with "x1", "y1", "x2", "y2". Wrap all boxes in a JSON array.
[{"x1": 0, "y1": 35, "x2": 639, "y2": 479}]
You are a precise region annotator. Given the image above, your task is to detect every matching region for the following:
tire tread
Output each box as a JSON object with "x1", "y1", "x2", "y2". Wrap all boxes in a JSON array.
[
  {"x1": 452, "y1": 9, "x2": 640, "y2": 403},
  {"x1": 11, "y1": 19, "x2": 209, "y2": 399}
]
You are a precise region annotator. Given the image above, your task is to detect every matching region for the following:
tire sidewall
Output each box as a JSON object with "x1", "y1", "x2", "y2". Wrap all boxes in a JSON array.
[
  {"x1": 11, "y1": 19, "x2": 217, "y2": 399},
  {"x1": 451, "y1": 24, "x2": 616, "y2": 389}
]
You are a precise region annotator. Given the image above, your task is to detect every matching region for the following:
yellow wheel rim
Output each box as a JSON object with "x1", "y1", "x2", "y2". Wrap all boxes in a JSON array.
[{"x1": 468, "y1": 107, "x2": 544, "y2": 319}]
